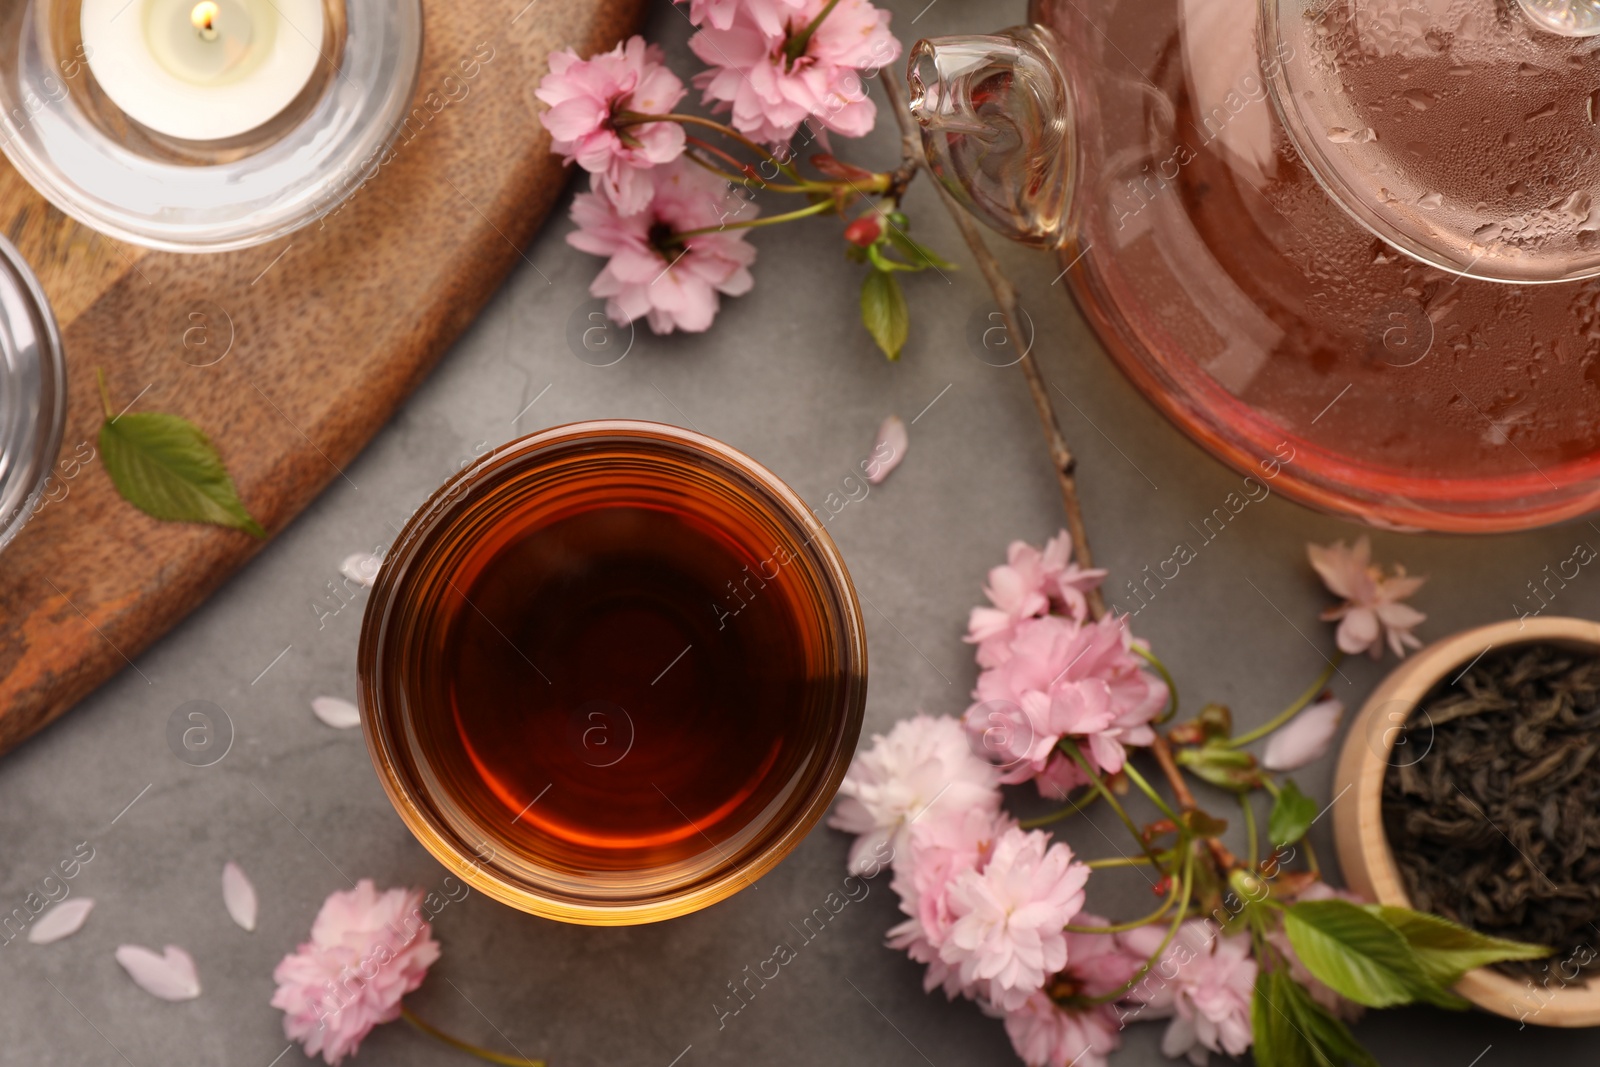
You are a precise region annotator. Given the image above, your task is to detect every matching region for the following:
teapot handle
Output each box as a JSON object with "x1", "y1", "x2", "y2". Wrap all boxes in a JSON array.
[{"x1": 906, "y1": 26, "x2": 1076, "y2": 248}]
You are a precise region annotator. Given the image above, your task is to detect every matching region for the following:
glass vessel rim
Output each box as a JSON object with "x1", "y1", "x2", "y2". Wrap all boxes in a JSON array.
[
  {"x1": 0, "y1": 234, "x2": 66, "y2": 553},
  {"x1": 357, "y1": 419, "x2": 870, "y2": 925}
]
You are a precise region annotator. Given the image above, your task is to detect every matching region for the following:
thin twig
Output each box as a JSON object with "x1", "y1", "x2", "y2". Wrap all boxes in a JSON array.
[
  {"x1": 1151, "y1": 734, "x2": 1238, "y2": 871},
  {"x1": 1149, "y1": 735, "x2": 1197, "y2": 812},
  {"x1": 878, "y1": 71, "x2": 1105, "y2": 619}
]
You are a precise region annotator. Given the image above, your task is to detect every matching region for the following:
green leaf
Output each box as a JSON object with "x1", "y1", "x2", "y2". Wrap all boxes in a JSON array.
[
  {"x1": 1254, "y1": 968, "x2": 1377, "y2": 1067},
  {"x1": 865, "y1": 241, "x2": 917, "y2": 273},
  {"x1": 885, "y1": 228, "x2": 958, "y2": 272},
  {"x1": 100, "y1": 412, "x2": 266, "y2": 538},
  {"x1": 1252, "y1": 969, "x2": 1299, "y2": 1067},
  {"x1": 1270, "y1": 779, "x2": 1319, "y2": 846},
  {"x1": 860, "y1": 269, "x2": 909, "y2": 360},
  {"x1": 1285, "y1": 899, "x2": 1467, "y2": 1010},
  {"x1": 1372, "y1": 905, "x2": 1550, "y2": 987}
]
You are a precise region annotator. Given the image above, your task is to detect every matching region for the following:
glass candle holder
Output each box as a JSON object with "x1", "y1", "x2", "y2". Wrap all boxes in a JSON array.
[
  {"x1": 0, "y1": 0, "x2": 422, "y2": 251},
  {"x1": 0, "y1": 235, "x2": 65, "y2": 553},
  {"x1": 359, "y1": 421, "x2": 869, "y2": 926}
]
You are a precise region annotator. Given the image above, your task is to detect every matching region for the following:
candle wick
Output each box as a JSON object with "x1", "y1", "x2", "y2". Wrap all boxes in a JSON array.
[{"x1": 191, "y1": 1, "x2": 221, "y2": 41}]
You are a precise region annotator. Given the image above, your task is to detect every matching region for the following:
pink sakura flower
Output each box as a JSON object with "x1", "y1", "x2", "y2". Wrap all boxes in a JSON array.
[
  {"x1": 967, "y1": 531, "x2": 1107, "y2": 668},
  {"x1": 1002, "y1": 924, "x2": 1143, "y2": 1067},
  {"x1": 688, "y1": 0, "x2": 902, "y2": 144},
  {"x1": 271, "y1": 880, "x2": 441, "y2": 1065},
  {"x1": 1123, "y1": 921, "x2": 1257, "y2": 1065},
  {"x1": 679, "y1": 0, "x2": 809, "y2": 35},
  {"x1": 1308, "y1": 536, "x2": 1426, "y2": 659},
  {"x1": 965, "y1": 613, "x2": 1168, "y2": 793},
  {"x1": 828, "y1": 714, "x2": 1001, "y2": 878},
  {"x1": 940, "y1": 827, "x2": 1091, "y2": 1011},
  {"x1": 567, "y1": 159, "x2": 757, "y2": 334},
  {"x1": 1262, "y1": 697, "x2": 1344, "y2": 772},
  {"x1": 887, "y1": 805, "x2": 1013, "y2": 999},
  {"x1": 1004, "y1": 992, "x2": 1121, "y2": 1067},
  {"x1": 535, "y1": 37, "x2": 686, "y2": 215}
]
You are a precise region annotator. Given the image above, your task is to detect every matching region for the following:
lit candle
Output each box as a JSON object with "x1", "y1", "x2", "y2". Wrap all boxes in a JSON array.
[{"x1": 80, "y1": 0, "x2": 324, "y2": 141}]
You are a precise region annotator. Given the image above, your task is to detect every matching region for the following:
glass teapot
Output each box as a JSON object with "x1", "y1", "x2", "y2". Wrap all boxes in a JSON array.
[{"x1": 910, "y1": 0, "x2": 1600, "y2": 532}]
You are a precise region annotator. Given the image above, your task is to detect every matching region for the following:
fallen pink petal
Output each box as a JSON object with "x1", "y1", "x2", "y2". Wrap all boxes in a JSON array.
[
  {"x1": 1263, "y1": 698, "x2": 1345, "y2": 772},
  {"x1": 28, "y1": 898, "x2": 93, "y2": 944},
  {"x1": 339, "y1": 552, "x2": 381, "y2": 588},
  {"x1": 311, "y1": 696, "x2": 361, "y2": 730},
  {"x1": 866, "y1": 414, "x2": 907, "y2": 484},
  {"x1": 115, "y1": 944, "x2": 201, "y2": 1001},
  {"x1": 222, "y1": 861, "x2": 258, "y2": 932}
]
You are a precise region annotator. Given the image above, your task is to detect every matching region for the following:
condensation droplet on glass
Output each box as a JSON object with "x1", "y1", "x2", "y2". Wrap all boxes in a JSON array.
[
  {"x1": 1403, "y1": 89, "x2": 1436, "y2": 111},
  {"x1": 1328, "y1": 126, "x2": 1378, "y2": 144},
  {"x1": 1559, "y1": 190, "x2": 1594, "y2": 221},
  {"x1": 1517, "y1": 0, "x2": 1600, "y2": 37}
]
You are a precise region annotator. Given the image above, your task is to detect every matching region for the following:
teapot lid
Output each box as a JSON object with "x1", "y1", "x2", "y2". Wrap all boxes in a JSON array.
[{"x1": 1266, "y1": 0, "x2": 1600, "y2": 283}]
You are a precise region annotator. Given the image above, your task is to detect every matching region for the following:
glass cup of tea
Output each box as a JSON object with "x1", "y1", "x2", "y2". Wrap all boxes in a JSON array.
[{"x1": 358, "y1": 420, "x2": 868, "y2": 925}]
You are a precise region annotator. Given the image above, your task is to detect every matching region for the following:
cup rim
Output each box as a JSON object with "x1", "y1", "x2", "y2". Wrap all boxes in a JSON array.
[
  {"x1": 0, "y1": 233, "x2": 66, "y2": 552},
  {"x1": 1333, "y1": 615, "x2": 1600, "y2": 1025},
  {"x1": 357, "y1": 419, "x2": 868, "y2": 925}
]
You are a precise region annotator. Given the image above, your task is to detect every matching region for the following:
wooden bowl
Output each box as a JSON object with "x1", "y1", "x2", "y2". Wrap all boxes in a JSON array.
[{"x1": 1333, "y1": 615, "x2": 1600, "y2": 1028}]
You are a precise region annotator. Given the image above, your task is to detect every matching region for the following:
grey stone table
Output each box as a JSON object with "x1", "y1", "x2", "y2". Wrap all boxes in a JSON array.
[{"x1": 5, "y1": 1, "x2": 1598, "y2": 1064}]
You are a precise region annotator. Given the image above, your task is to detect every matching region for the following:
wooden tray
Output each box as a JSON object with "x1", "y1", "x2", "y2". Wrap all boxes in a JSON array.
[{"x1": 0, "y1": 0, "x2": 644, "y2": 752}]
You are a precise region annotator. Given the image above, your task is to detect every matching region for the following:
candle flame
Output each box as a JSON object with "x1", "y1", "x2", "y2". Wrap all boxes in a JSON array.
[{"x1": 190, "y1": 1, "x2": 220, "y2": 38}]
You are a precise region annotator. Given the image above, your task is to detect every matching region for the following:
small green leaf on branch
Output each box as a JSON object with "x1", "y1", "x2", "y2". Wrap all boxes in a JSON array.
[
  {"x1": 860, "y1": 269, "x2": 909, "y2": 360},
  {"x1": 1269, "y1": 779, "x2": 1319, "y2": 846},
  {"x1": 885, "y1": 228, "x2": 957, "y2": 272}
]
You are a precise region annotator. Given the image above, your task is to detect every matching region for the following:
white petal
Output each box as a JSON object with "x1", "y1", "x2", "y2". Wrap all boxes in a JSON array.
[
  {"x1": 1161, "y1": 1013, "x2": 1198, "y2": 1059},
  {"x1": 845, "y1": 825, "x2": 895, "y2": 877},
  {"x1": 28, "y1": 898, "x2": 94, "y2": 944},
  {"x1": 1263, "y1": 698, "x2": 1345, "y2": 772},
  {"x1": 115, "y1": 944, "x2": 201, "y2": 1001},
  {"x1": 310, "y1": 696, "x2": 361, "y2": 730},
  {"x1": 340, "y1": 552, "x2": 382, "y2": 588},
  {"x1": 865, "y1": 415, "x2": 908, "y2": 485},
  {"x1": 221, "y1": 862, "x2": 257, "y2": 932}
]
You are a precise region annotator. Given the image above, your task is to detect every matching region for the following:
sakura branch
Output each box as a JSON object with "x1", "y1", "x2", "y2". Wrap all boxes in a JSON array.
[
  {"x1": 534, "y1": 2, "x2": 951, "y2": 358},
  {"x1": 829, "y1": 531, "x2": 1546, "y2": 1067}
]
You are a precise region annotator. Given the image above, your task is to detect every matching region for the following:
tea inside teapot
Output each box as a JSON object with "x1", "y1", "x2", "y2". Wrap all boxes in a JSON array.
[
  {"x1": 910, "y1": 0, "x2": 1600, "y2": 532},
  {"x1": 1270, "y1": 0, "x2": 1600, "y2": 284}
]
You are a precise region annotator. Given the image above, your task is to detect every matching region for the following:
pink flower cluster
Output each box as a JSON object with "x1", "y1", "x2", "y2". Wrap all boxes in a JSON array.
[
  {"x1": 831, "y1": 715, "x2": 1147, "y2": 1066},
  {"x1": 963, "y1": 533, "x2": 1168, "y2": 799},
  {"x1": 687, "y1": 0, "x2": 903, "y2": 144},
  {"x1": 536, "y1": 0, "x2": 900, "y2": 335},
  {"x1": 536, "y1": 37, "x2": 687, "y2": 214},
  {"x1": 1124, "y1": 921, "x2": 1257, "y2": 1065},
  {"x1": 271, "y1": 881, "x2": 441, "y2": 1065},
  {"x1": 537, "y1": 38, "x2": 754, "y2": 334},
  {"x1": 824, "y1": 535, "x2": 1389, "y2": 1067},
  {"x1": 829, "y1": 714, "x2": 1284, "y2": 1067}
]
